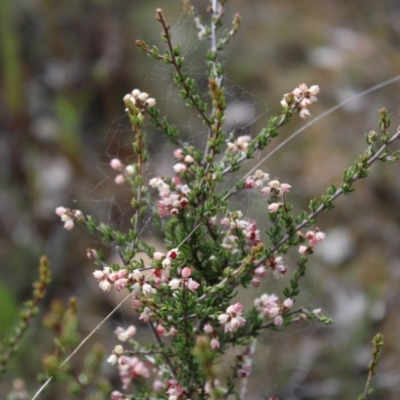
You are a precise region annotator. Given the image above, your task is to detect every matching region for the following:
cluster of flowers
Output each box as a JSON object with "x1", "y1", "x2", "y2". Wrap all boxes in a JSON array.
[
  {"x1": 92, "y1": 267, "x2": 155, "y2": 294},
  {"x1": 217, "y1": 302, "x2": 246, "y2": 333},
  {"x1": 227, "y1": 135, "x2": 251, "y2": 155},
  {"x1": 281, "y1": 83, "x2": 320, "y2": 119},
  {"x1": 109, "y1": 158, "x2": 136, "y2": 186},
  {"x1": 245, "y1": 170, "x2": 292, "y2": 213},
  {"x1": 168, "y1": 266, "x2": 200, "y2": 292},
  {"x1": 254, "y1": 293, "x2": 294, "y2": 326},
  {"x1": 55, "y1": 207, "x2": 83, "y2": 230},
  {"x1": 123, "y1": 88, "x2": 156, "y2": 112},
  {"x1": 92, "y1": 247, "x2": 202, "y2": 306},
  {"x1": 149, "y1": 176, "x2": 190, "y2": 217},
  {"x1": 221, "y1": 211, "x2": 261, "y2": 249},
  {"x1": 107, "y1": 346, "x2": 150, "y2": 391},
  {"x1": 172, "y1": 148, "x2": 196, "y2": 174},
  {"x1": 299, "y1": 228, "x2": 326, "y2": 254}
]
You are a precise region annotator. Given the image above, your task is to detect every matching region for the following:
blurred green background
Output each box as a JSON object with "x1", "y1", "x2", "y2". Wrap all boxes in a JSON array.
[{"x1": 1, "y1": 0, "x2": 400, "y2": 398}]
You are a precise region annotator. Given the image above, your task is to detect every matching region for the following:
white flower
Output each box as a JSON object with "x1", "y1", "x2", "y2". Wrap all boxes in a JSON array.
[
  {"x1": 168, "y1": 278, "x2": 181, "y2": 290},
  {"x1": 107, "y1": 354, "x2": 118, "y2": 365},
  {"x1": 99, "y1": 280, "x2": 112, "y2": 291}
]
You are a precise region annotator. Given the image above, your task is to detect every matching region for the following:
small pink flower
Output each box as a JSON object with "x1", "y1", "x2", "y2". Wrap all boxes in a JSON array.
[
  {"x1": 218, "y1": 303, "x2": 246, "y2": 332},
  {"x1": 220, "y1": 217, "x2": 230, "y2": 226},
  {"x1": 210, "y1": 338, "x2": 220, "y2": 350},
  {"x1": 167, "y1": 249, "x2": 179, "y2": 259},
  {"x1": 111, "y1": 391, "x2": 126, "y2": 400},
  {"x1": 153, "y1": 379, "x2": 165, "y2": 392},
  {"x1": 55, "y1": 206, "x2": 67, "y2": 216},
  {"x1": 261, "y1": 187, "x2": 271, "y2": 196},
  {"x1": 181, "y1": 267, "x2": 191, "y2": 278},
  {"x1": 114, "y1": 278, "x2": 128, "y2": 291},
  {"x1": 274, "y1": 315, "x2": 283, "y2": 326},
  {"x1": 299, "y1": 108, "x2": 311, "y2": 119},
  {"x1": 281, "y1": 183, "x2": 291, "y2": 193},
  {"x1": 145, "y1": 97, "x2": 156, "y2": 107},
  {"x1": 131, "y1": 299, "x2": 141, "y2": 309},
  {"x1": 180, "y1": 197, "x2": 189, "y2": 207},
  {"x1": 245, "y1": 177, "x2": 255, "y2": 189},
  {"x1": 187, "y1": 278, "x2": 200, "y2": 292},
  {"x1": 170, "y1": 327, "x2": 179, "y2": 336},
  {"x1": 110, "y1": 158, "x2": 123, "y2": 170},
  {"x1": 173, "y1": 149, "x2": 184, "y2": 159},
  {"x1": 254, "y1": 266, "x2": 266, "y2": 278},
  {"x1": 268, "y1": 203, "x2": 281, "y2": 213},
  {"x1": 173, "y1": 163, "x2": 187, "y2": 174},
  {"x1": 283, "y1": 298, "x2": 294, "y2": 309},
  {"x1": 153, "y1": 251, "x2": 165, "y2": 260},
  {"x1": 204, "y1": 323, "x2": 213, "y2": 334},
  {"x1": 268, "y1": 307, "x2": 280, "y2": 318},
  {"x1": 306, "y1": 229, "x2": 326, "y2": 247},
  {"x1": 115, "y1": 325, "x2": 137, "y2": 342},
  {"x1": 114, "y1": 174, "x2": 125, "y2": 185},
  {"x1": 156, "y1": 323, "x2": 165, "y2": 336},
  {"x1": 298, "y1": 245, "x2": 308, "y2": 255}
]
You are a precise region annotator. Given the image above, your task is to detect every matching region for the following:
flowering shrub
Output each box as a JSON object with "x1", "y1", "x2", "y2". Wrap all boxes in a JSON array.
[
  {"x1": 54, "y1": 3, "x2": 400, "y2": 399},
  {"x1": 4, "y1": 1, "x2": 396, "y2": 399}
]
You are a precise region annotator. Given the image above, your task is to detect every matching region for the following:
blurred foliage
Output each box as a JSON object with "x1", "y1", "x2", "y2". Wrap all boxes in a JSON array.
[{"x1": 0, "y1": 0, "x2": 400, "y2": 398}]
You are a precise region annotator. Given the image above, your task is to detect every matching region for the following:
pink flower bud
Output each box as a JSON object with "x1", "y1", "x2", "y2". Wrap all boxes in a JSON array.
[
  {"x1": 181, "y1": 267, "x2": 191, "y2": 278},
  {"x1": 114, "y1": 174, "x2": 125, "y2": 185},
  {"x1": 145, "y1": 98, "x2": 156, "y2": 107},
  {"x1": 173, "y1": 149, "x2": 184, "y2": 159},
  {"x1": 210, "y1": 338, "x2": 220, "y2": 350},
  {"x1": 153, "y1": 252, "x2": 165, "y2": 260},
  {"x1": 55, "y1": 206, "x2": 67, "y2": 216},
  {"x1": 298, "y1": 245, "x2": 308, "y2": 255},
  {"x1": 268, "y1": 203, "x2": 280, "y2": 213},
  {"x1": 110, "y1": 158, "x2": 123, "y2": 170},
  {"x1": 283, "y1": 298, "x2": 294, "y2": 309}
]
